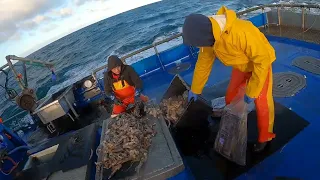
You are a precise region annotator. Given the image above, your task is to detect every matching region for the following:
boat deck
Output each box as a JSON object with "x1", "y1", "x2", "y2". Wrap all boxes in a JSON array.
[
  {"x1": 23, "y1": 18, "x2": 320, "y2": 180},
  {"x1": 140, "y1": 34, "x2": 320, "y2": 179},
  {"x1": 4, "y1": 5, "x2": 320, "y2": 180}
]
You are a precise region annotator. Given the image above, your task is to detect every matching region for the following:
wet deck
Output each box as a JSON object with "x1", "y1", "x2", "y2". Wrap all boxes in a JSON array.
[
  {"x1": 25, "y1": 21, "x2": 320, "y2": 180},
  {"x1": 140, "y1": 31, "x2": 320, "y2": 179}
]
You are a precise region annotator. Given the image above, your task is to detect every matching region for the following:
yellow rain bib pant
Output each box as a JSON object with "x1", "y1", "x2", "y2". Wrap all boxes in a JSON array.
[
  {"x1": 190, "y1": 6, "x2": 276, "y2": 143},
  {"x1": 225, "y1": 68, "x2": 275, "y2": 142}
]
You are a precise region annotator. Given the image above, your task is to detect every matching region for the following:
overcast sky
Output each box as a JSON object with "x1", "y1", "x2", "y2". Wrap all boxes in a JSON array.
[{"x1": 0, "y1": 0, "x2": 160, "y2": 66}]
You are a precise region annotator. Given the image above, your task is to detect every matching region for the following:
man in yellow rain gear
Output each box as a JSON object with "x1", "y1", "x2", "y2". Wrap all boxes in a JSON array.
[{"x1": 182, "y1": 6, "x2": 276, "y2": 152}]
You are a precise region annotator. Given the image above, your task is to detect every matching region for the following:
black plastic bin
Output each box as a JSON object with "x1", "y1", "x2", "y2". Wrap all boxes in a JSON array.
[{"x1": 161, "y1": 75, "x2": 212, "y2": 127}]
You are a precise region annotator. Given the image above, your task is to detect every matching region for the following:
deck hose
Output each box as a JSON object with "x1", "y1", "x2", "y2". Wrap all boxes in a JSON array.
[
  {"x1": 0, "y1": 156, "x2": 18, "y2": 176},
  {"x1": 0, "y1": 146, "x2": 30, "y2": 175}
]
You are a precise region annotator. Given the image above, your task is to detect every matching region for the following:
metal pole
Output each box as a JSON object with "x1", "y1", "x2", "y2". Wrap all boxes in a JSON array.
[
  {"x1": 92, "y1": 64, "x2": 108, "y2": 80},
  {"x1": 237, "y1": 4, "x2": 320, "y2": 16},
  {"x1": 8, "y1": 55, "x2": 54, "y2": 68},
  {"x1": 68, "y1": 113, "x2": 75, "y2": 122},
  {"x1": 0, "y1": 63, "x2": 9, "y2": 71},
  {"x1": 262, "y1": 7, "x2": 268, "y2": 29},
  {"x1": 5, "y1": 56, "x2": 25, "y2": 90},
  {"x1": 302, "y1": 7, "x2": 305, "y2": 30},
  {"x1": 91, "y1": 3, "x2": 320, "y2": 79},
  {"x1": 120, "y1": 33, "x2": 182, "y2": 61},
  {"x1": 277, "y1": 7, "x2": 281, "y2": 26},
  {"x1": 153, "y1": 44, "x2": 165, "y2": 71}
]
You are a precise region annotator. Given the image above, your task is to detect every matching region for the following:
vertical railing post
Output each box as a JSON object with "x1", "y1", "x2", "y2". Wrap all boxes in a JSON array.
[
  {"x1": 262, "y1": 7, "x2": 269, "y2": 29},
  {"x1": 277, "y1": 7, "x2": 281, "y2": 26},
  {"x1": 153, "y1": 43, "x2": 165, "y2": 71},
  {"x1": 302, "y1": 7, "x2": 305, "y2": 30}
]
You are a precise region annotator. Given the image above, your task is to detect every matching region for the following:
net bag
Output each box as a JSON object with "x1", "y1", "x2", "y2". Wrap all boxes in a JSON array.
[{"x1": 214, "y1": 90, "x2": 248, "y2": 166}]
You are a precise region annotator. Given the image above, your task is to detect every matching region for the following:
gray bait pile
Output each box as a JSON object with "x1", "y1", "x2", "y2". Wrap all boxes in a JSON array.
[
  {"x1": 97, "y1": 113, "x2": 156, "y2": 179},
  {"x1": 145, "y1": 91, "x2": 188, "y2": 125},
  {"x1": 159, "y1": 91, "x2": 188, "y2": 124}
]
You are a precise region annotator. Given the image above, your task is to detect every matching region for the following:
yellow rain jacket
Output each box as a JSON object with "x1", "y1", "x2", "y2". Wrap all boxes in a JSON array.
[{"x1": 191, "y1": 6, "x2": 276, "y2": 98}]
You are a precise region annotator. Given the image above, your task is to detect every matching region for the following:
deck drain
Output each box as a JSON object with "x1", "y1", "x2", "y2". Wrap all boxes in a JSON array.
[
  {"x1": 167, "y1": 62, "x2": 191, "y2": 75},
  {"x1": 292, "y1": 56, "x2": 320, "y2": 75},
  {"x1": 273, "y1": 72, "x2": 306, "y2": 97}
]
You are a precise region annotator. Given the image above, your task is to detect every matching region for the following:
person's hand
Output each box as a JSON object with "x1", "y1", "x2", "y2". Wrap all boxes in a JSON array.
[
  {"x1": 109, "y1": 94, "x2": 115, "y2": 101},
  {"x1": 108, "y1": 94, "x2": 122, "y2": 105},
  {"x1": 226, "y1": 99, "x2": 248, "y2": 118},
  {"x1": 188, "y1": 91, "x2": 198, "y2": 102},
  {"x1": 244, "y1": 94, "x2": 254, "y2": 104},
  {"x1": 225, "y1": 88, "x2": 251, "y2": 118},
  {"x1": 135, "y1": 89, "x2": 141, "y2": 97},
  {"x1": 140, "y1": 94, "x2": 149, "y2": 102}
]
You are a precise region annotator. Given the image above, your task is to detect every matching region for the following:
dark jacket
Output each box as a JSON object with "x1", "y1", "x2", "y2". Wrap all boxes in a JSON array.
[{"x1": 103, "y1": 55, "x2": 143, "y2": 95}]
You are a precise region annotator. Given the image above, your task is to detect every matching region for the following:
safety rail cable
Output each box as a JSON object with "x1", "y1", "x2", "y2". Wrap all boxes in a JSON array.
[{"x1": 91, "y1": 3, "x2": 320, "y2": 78}]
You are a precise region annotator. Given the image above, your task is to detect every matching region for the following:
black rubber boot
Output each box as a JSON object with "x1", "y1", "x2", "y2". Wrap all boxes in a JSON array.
[{"x1": 253, "y1": 142, "x2": 268, "y2": 152}]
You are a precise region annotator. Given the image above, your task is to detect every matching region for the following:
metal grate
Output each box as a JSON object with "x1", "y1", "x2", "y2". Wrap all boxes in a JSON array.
[
  {"x1": 292, "y1": 56, "x2": 320, "y2": 75},
  {"x1": 273, "y1": 72, "x2": 306, "y2": 97}
]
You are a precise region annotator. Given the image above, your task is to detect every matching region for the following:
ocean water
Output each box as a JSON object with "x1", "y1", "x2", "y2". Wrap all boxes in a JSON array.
[{"x1": 0, "y1": 0, "x2": 319, "y2": 127}]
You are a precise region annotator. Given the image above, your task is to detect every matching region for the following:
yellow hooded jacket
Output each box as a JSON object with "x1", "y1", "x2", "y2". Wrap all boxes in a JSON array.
[{"x1": 191, "y1": 6, "x2": 276, "y2": 98}]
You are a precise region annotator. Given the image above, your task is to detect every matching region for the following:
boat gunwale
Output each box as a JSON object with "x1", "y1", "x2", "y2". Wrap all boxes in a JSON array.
[{"x1": 91, "y1": 3, "x2": 320, "y2": 79}]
